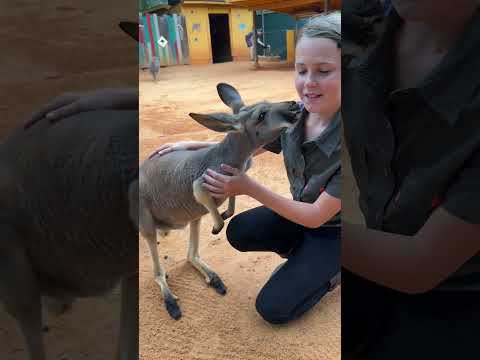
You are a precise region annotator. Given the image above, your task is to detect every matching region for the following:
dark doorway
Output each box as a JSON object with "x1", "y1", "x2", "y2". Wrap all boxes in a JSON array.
[{"x1": 209, "y1": 14, "x2": 233, "y2": 63}]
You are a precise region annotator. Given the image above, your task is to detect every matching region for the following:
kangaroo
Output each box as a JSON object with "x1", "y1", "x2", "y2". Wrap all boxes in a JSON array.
[{"x1": 139, "y1": 83, "x2": 300, "y2": 319}]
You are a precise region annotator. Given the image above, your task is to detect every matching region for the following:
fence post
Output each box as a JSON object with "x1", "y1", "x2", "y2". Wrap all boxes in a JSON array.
[
  {"x1": 252, "y1": 10, "x2": 259, "y2": 68},
  {"x1": 286, "y1": 30, "x2": 295, "y2": 63}
]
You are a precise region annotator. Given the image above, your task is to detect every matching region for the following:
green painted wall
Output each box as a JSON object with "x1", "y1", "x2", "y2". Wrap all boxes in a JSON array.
[
  {"x1": 255, "y1": 12, "x2": 308, "y2": 60},
  {"x1": 140, "y1": 0, "x2": 168, "y2": 12}
]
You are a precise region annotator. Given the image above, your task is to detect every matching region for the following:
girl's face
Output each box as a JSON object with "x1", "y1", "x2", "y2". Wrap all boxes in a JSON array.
[{"x1": 295, "y1": 37, "x2": 341, "y2": 116}]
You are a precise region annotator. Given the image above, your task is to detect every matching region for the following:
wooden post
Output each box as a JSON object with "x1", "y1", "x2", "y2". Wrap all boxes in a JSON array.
[
  {"x1": 252, "y1": 9, "x2": 259, "y2": 68},
  {"x1": 324, "y1": 0, "x2": 330, "y2": 12},
  {"x1": 286, "y1": 30, "x2": 295, "y2": 63}
]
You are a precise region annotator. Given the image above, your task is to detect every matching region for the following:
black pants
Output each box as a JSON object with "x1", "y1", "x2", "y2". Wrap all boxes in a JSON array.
[
  {"x1": 226, "y1": 206, "x2": 340, "y2": 324},
  {"x1": 342, "y1": 269, "x2": 480, "y2": 359}
]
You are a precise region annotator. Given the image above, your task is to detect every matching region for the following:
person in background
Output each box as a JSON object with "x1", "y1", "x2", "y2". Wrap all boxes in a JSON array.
[
  {"x1": 245, "y1": 31, "x2": 254, "y2": 60},
  {"x1": 245, "y1": 29, "x2": 270, "y2": 60}
]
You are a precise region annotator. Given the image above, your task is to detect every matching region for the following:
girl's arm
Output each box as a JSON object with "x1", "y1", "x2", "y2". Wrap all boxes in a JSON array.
[
  {"x1": 246, "y1": 180, "x2": 340, "y2": 228},
  {"x1": 151, "y1": 141, "x2": 271, "y2": 159},
  {"x1": 202, "y1": 164, "x2": 340, "y2": 229},
  {"x1": 342, "y1": 209, "x2": 480, "y2": 294},
  {"x1": 149, "y1": 140, "x2": 218, "y2": 158},
  {"x1": 25, "y1": 88, "x2": 138, "y2": 128}
]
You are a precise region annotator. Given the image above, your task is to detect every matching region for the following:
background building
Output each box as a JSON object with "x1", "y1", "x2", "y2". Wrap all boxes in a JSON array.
[{"x1": 140, "y1": 0, "x2": 341, "y2": 67}]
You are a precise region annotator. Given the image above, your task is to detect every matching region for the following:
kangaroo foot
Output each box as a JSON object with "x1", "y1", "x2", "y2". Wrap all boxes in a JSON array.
[
  {"x1": 164, "y1": 295, "x2": 182, "y2": 320},
  {"x1": 208, "y1": 273, "x2": 227, "y2": 295}
]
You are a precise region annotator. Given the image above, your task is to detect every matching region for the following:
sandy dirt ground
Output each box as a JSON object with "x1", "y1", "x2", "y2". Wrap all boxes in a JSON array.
[
  {"x1": 0, "y1": 1, "x2": 137, "y2": 359},
  {"x1": 139, "y1": 61, "x2": 341, "y2": 360}
]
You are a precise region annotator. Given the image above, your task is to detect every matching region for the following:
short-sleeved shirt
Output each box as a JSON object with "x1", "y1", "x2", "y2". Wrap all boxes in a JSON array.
[
  {"x1": 264, "y1": 106, "x2": 341, "y2": 227},
  {"x1": 343, "y1": 8, "x2": 480, "y2": 289},
  {"x1": 245, "y1": 32, "x2": 253, "y2": 47}
]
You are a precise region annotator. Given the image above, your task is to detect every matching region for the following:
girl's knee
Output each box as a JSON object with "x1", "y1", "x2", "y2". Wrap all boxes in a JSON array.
[
  {"x1": 255, "y1": 292, "x2": 292, "y2": 325},
  {"x1": 226, "y1": 215, "x2": 250, "y2": 252},
  {"x1": 255, "y1": 280, "x2": 330, "y2": 325}
]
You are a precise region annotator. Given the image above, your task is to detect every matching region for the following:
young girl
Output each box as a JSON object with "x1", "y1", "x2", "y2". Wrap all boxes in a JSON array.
[{"x1": 154, "y1": 13, "x2": 342, "y2": 324}]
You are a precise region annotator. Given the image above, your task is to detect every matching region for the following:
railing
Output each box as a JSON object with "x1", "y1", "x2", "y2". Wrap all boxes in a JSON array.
[{"x1": 139, "y1": 13, "x2": 190, "y2": 68}]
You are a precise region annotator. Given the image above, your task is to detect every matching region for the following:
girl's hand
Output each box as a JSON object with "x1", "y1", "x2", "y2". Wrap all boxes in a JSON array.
[
  {"x1": 24, "y1": 88, "x2": 137, "y2": 129},
  {"x1": 148, "y1": 141, "x2": 215, "y2": 159},
  {"x1": 202, "y1": 164, "x2": 252, "y2": 198}
]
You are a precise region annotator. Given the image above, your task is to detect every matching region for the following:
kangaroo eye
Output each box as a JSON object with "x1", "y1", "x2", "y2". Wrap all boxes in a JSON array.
[{"x1": 258, "y1": 111, "x2": 267, "y2": 122}]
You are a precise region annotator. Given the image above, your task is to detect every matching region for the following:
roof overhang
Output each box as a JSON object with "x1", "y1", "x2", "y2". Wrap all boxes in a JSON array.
[
  {"x1": 183, "y1": 0, "x2": 231, "y2": 5},
  {"x1": 230, "y1": 0, "x2": 341, "y2": 18}
]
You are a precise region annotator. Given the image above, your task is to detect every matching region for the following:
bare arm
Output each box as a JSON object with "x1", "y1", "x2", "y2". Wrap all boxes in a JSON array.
[
  {"x1": 152, "y1": 141, "x2": 269, "y2": 159},
  {"x1": 245, "y1": 180, "x2": 341, "y2": 228},
  {"x1": 342, "y1": 208, "x2": 480, "y2": 294},
  {"x1": 25, "y1": 88, "x2": 138, "y2": 128},
  {"x1": 149, "y1": 140, "x2": 218, "y2": 158},
  {"x1": 202, "y1": 165, "x2": 340, "y2": 229}
]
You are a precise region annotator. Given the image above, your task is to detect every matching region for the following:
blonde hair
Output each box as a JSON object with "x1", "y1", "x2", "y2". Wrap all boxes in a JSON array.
[{"x1": 297, "y1": 11, "x2": 341, "y2": 47}]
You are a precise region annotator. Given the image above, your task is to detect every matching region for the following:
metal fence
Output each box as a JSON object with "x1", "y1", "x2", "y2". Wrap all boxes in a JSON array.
[
  {"x1": 254, "y1": 12, "x2": 309, "y2": 60},
  {"x1": 139, "y1": 13, "x2": 190, "y2": 68},
  {"x1": 139, "y1": 0, "x2": 167, "y2": 12},
  {"x1": 255, "y1": 29, "x2": 287, "y2": 59}
]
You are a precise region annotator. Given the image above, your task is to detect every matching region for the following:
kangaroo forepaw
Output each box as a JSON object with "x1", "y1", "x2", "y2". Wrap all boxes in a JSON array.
[
  {"x1": 212, "y1": 223, "x2": 224, "y2": 235},
  {"x1": 209, "y1": 273, "x2": 227, "y2": 295},
  {"x1": 221, "y1": 210, "x2": 234, "y2": 220},
  {"x1": 165, "y1": 295, "x2": 182, "y2": 320}
]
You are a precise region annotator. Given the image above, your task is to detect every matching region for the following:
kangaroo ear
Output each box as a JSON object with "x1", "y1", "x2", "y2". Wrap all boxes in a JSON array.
[
  {"x1": 189, "y1": 113, "x2": 242, "y2": 133},
  {"x1": 119, "y1": 21, "x2": 139, "y2": 42},
  {"x1": 216, "y1": 83, "x2": 245, "y2": 114}
]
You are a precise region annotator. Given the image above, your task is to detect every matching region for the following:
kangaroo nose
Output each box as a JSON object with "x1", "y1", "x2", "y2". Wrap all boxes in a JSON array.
[
  {"x1": 283, "y1": 101, "x2": 301, "y2": 124},
  {"x1": 288, "y1": 101, "x2": 300, "y2": 111}
]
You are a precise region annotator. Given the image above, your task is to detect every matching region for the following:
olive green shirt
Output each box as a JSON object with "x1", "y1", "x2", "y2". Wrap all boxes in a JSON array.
[
  {"x1": 343, "y1": 8, "x2": 480, "y2": 289},
  {"x1": 265, "y1": 107, "x2": 341, "y2": 227}
]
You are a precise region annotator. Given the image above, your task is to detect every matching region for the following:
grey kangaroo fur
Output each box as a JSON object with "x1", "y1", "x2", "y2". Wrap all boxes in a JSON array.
[
  {"x1": 0, "y1": 111, "x2": 139, "y2": 360},
  {"x1": 0, "y1": 22, "x2": 140, "y2": 360},
  {"x1": 139, "y1": 83, "x2": 300, "y2": 320}
]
